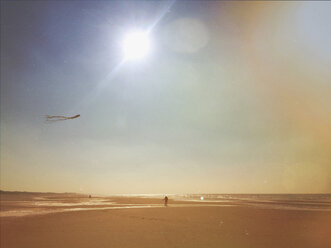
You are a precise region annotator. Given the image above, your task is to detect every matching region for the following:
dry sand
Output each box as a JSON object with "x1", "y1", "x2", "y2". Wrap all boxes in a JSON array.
[{"x1": 1, "y1": 194, "x2": 331, "y2": 248}]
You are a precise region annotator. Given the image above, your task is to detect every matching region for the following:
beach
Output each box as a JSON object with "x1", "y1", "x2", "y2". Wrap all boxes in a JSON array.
[
  {"x1": 2, "y1": 1, "x2": 331, "y2": 247},
  {"x1": 1, "y1": 193, "x2": 331, "y2": 248}
]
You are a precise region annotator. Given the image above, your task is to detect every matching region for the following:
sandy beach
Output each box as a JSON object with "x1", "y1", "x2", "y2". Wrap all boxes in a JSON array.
[
  {"x1": 1, "y1": 193, "x2": 331, "y2": 248},
  {"x1": 2, "y1": 1, "x2": 331, "y2": 247}
]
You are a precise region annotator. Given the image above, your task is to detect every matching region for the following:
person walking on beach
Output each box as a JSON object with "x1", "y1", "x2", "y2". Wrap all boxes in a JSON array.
[{"x1": 164, "y1": 196, "x2": 168, "y2": 207}]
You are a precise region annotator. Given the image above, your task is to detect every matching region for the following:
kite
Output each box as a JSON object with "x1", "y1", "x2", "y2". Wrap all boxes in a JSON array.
[{"x1": 45, "y1": 114, "x2": 80, "y2": 122}]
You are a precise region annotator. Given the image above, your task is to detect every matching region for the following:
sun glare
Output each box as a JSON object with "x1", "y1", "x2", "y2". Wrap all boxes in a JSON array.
[{"x1": 123, "y1": 31, "x2": 151, "y2": 61}]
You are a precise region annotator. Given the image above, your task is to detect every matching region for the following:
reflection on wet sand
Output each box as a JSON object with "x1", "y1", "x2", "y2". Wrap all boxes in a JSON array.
[{"x1": 1, "y1": 193, "x2": 330, "y2": 217}]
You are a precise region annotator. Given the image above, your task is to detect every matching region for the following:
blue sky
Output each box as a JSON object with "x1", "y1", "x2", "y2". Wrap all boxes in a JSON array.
[{"x1": 1, "y1": 1, "x2": 330, "y2": 194}]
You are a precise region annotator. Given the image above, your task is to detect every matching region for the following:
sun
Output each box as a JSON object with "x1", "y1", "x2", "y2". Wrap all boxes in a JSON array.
[{"x1": 122, "y1": 31, "x2": 151, "y2": 61}]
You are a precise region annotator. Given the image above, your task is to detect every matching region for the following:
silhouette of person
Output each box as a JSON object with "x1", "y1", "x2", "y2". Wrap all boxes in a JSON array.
[{"x1": 164, "y1": 196, "x2": 168, "y2": 206}]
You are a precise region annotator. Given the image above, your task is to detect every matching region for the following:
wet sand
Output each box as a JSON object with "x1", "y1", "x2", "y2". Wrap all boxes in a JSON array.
[{"x1": 1, "y1": 193, "x2": 331, "y2": 248}]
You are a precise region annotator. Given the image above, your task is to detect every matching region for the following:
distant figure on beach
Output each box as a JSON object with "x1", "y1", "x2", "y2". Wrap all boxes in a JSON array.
[
  {"x1": 164, "y1": 196, "x2": 168, "y2": 206},
  {"x1": 89, "y1": 195, "x2": 92, "y2": 198}
]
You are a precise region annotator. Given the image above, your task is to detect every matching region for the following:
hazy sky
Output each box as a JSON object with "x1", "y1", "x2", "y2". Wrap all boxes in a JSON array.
[{"x1": 1, "y1": 1, "x2": 330, "y2": 194}]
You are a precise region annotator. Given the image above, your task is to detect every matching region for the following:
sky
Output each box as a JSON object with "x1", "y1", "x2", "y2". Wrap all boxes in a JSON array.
[{"x1": 1, "y1": 1, "x2": 330, "y2": 194}]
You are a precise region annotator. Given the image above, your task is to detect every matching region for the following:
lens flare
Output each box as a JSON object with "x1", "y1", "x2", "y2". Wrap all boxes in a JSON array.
[{"x1": 123, "y1": 31, "x2": 151, "y2": 60}]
